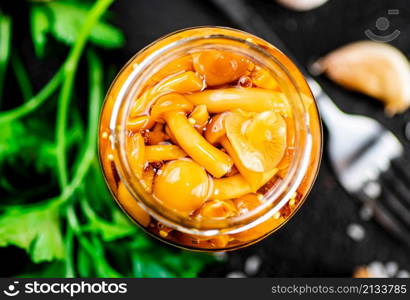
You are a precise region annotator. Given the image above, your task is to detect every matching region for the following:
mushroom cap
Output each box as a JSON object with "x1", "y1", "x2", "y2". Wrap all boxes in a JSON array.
[
  {"x1": 153, "y1": 159, "x2": 211, "y2": 215},
  {"x1": 225, "y1": 110, "x2": 287, "y2": 173}
]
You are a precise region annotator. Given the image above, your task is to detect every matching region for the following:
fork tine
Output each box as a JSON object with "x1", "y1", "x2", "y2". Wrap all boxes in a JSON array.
[
  {"x1": 391, "y1": 156, "x2": 410, "y2": 185},
  {"x1": 380, "y1": 167, "x2": 410, "y2": 210},
  {"x1": 359, "y1": 192, "x2": 410, "y2": 247},
  {"x1": 379, "y1": 178, "x2": 410, "y2": 227}
]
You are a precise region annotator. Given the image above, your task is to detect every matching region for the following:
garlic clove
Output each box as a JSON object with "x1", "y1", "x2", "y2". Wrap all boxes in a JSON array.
[
  {"x1": 276, "y1": 0, "x2": 328, "y2": 11},
  {"x1": 314, "y1": 41, "x2": 410, "y2": 115}
]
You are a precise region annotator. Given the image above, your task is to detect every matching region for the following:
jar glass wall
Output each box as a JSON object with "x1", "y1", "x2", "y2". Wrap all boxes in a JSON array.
[{"x1": 99, "y1": 27, "x2": 322, "y2": 251}]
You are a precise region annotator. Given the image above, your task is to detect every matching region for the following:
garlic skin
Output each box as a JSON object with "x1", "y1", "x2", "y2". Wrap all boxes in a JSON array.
[
  {"x1": 314, "y1": 41, "x2": 410, "y2": 115},
  {"x1": 276, "y1": 0, "x2": 328, "y2": 11}
]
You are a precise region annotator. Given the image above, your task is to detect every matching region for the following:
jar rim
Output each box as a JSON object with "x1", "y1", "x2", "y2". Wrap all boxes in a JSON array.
[{"x1": 107, "y1": 26, "x2": 317, "y2": 236}]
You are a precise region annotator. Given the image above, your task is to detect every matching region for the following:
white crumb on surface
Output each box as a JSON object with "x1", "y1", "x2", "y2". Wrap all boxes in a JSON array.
[
  {"x1": 244, "y1": 255, "x2": 262, "y2": 276},
  {"x1": 363, "y1": 181, "x2": 381, "y2": 199},
  {"x1": 359, "y1": 205, "x2": 374, "y2": 221},
  {"x1": 385, "y1": 261, "x2": 399, "y2": 277},
  {"x1": 346, "y1": 223, "x2": 366, "y2": 242},
  {"x1": 368, "y1": 261, "x2": 388, "y2": 278},
  {"x1": 226, "y1": 271, "x2": 247, "y2": 278},
  {"x1": 397, "y1": 270, "x2": 410, "y2": 278}
]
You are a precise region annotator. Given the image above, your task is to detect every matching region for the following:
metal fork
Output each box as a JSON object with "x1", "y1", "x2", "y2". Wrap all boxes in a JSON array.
[
  {"x1": 309, "y1": 79, "x2": 410, "y2": 246},
  {"x1": 212, "y1": 0, "x2": 410, "y2": 246}
]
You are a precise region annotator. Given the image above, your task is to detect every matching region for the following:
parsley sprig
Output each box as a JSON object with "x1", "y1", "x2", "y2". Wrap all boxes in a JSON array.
[{"x1": 0, "y1": 0, "x2": 215, "y2": 277}]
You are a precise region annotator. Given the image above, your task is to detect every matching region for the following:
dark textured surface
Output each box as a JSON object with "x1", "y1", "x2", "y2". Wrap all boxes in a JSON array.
[
  {"x1": 110, "y1": 0, "x2": 410, "y2": 277},
  {"x1": 3, "y1": 0, "x2": 408, "y2": 277}
]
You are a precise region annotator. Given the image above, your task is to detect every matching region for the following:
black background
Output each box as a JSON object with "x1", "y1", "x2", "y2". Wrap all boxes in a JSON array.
[
  {"x1": 1, "y1": 278, "x2": 409, "y2": 299},
  {"x1": 2, "y1": 0, "x2": 410, "y2": 277},
  {"x1": 109, "y1": 0, "x2": 410, "y2": 277}
]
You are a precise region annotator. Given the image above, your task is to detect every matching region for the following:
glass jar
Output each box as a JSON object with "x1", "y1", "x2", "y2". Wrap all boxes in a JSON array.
[{"x1": 99, "y1": 27, "x2": 322, "y2": 251}]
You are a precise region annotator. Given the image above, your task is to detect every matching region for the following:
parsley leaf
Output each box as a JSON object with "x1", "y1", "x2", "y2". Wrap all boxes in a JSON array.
[
  {"x1": 30, "y1": 5, "x2": 50, "y2": 58},
  {"x1": 84, "y1": 211, "x2": 137, "y2": 242},
  {"x1": 0, "y1": 120, "x2": 26, "y2": 166},
  {"x1": 18, "y1": 261, "x2": 66, "y2": 278},
  {"x1": 1, "y1": 0, "x2": 217, "y2": 278},
  {"x1": 0, "y1": 12, "x2": 12, "y2": 101},
  {"x1": 130, "y1": 244, "x2": 215, "y2": 278},
  {"x1": 0, "y1": 203, "x2": 65, "y2": 263},
  {"x1": 0, "y1": 119, "x2": 55, "y2": 174},
  {"x1": 30, "y1": 1, "x2": 125, "y2": 52}
]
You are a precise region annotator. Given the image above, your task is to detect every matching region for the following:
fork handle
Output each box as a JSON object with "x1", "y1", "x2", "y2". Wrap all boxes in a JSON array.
[{"x1": 306, "y1": 78, "x2": 347, "y2": 131}]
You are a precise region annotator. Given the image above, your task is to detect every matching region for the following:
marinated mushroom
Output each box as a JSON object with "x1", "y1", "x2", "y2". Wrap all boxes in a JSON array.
[
  {"x1": 153, "y1": 159, "x2": 211, "y2": 215},
  {"x1": 193, "y1": 50, "x2": 251, "y2": 86},
  {"x1": 118, "y1": 182, "x2": 151, "y2": 227},
  {"x1": 145, "y1": 144, "x2": 187, "y2": 162},
  {"x1": 104, "y1": 39, "x2": 318, "y2": 251},
  {"x1": 125, "y1": 51, "x2": 292, "y2": 218},
  {"x1": 186, "y1": 88, "x2": 290, "y2": 115}
]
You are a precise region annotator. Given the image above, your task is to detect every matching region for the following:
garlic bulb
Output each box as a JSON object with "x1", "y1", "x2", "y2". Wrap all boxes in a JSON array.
[{"x1": 276, "y1": 0, "x2": 328, "y2": 11}]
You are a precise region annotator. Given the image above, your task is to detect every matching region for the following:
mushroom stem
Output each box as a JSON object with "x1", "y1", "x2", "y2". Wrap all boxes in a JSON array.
[
  {"x1": 155, "y1": 71, "x2": 203, "y2": 94},
  {"x1": 145, "y1": 145, "x2": 187, "y2": 162},
  {"x1": 130, "y1": 71, "x2": 202, "y2": 118},
  {"x1": 130, "y1": 88, "x2": 155, "y2": 117},
  {"x1": 127, "y1": 133, "x2": 145, "y2": 178},
  {"x1": 211, "y1": 174, "x2": 252, "y2": 200},
  {"x1": 150, "y1": 55, "x2": 193, "y2": 83},
  {"x1": 189, "y1": 104, "x2": 209, "y2": 127},
  {"x1": 164, "y1": 111, "x2": 233, "y2": 178},
  {"x1": 127, "y1": 115, "x2": 154, "y2": 132},
  {"x1": 186, "y1": 88, "x2": 289, "y2": 115}
]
